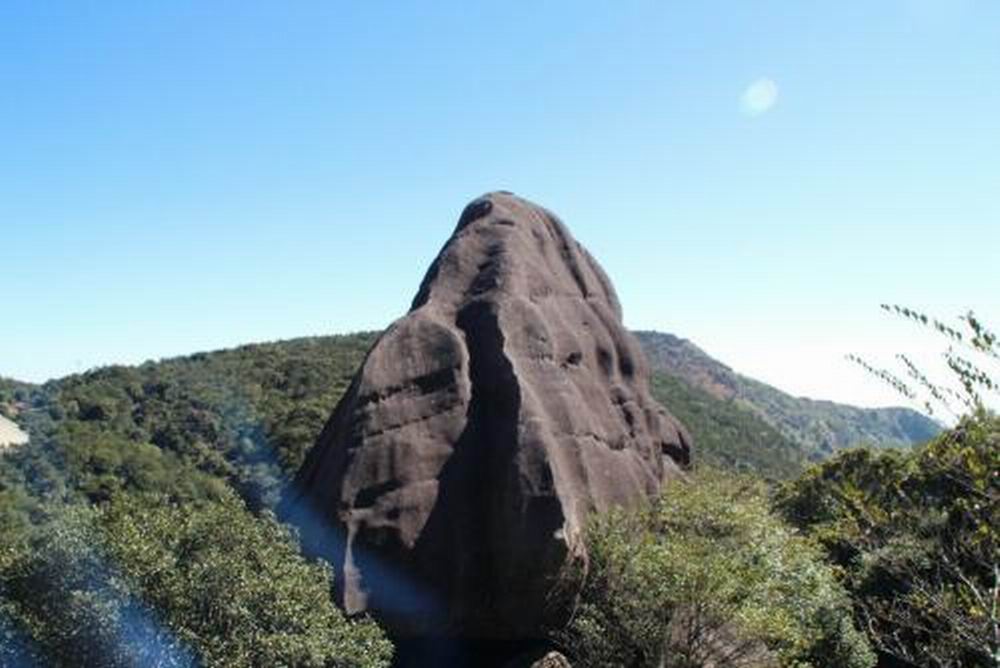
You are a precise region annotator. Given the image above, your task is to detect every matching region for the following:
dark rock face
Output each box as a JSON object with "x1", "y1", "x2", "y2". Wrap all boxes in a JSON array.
[{"x1": 285, "y1": 192, "x2": 690, "y2": 642}]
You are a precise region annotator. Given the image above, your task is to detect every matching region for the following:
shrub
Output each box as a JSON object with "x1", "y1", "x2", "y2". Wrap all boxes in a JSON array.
[
  {"x1": 0, "y1": 491, "x2": 393, "y2": 667},
  {"x1": 776, "y1": 412, "x2": 1000, "y2": 667},
  {"x1": 556, "y1": 470, "x2": 874, "y2": 668}
]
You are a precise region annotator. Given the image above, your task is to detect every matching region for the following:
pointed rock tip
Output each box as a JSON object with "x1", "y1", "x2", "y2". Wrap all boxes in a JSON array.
[{"x1": 457, "y1": 191, "x2": 555, "y2": 232}]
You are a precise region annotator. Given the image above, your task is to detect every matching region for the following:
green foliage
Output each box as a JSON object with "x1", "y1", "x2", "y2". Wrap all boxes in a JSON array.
[
  {"x1": 557, "y1": 470, "x2": 874, "y2": 668},
  {"x1": 0, "y1": 418, "x2": 229, "y2": 539},
  {"x1": 8, "y1": 326, "x2": 968, "y2": 668},
  {"x1": 0, "y1": 332, "x2": 378, "y2": 516},
  {"x1": 3, "y1": 328, "x2": 937, "y2": 525},
  {"x1": 776, "y1": 413, "x2": 1000, "y2": 667},
  {"x1": 736, "y1": 375, "x2": 941, "y2": 455},
  {"x1": 0, "y1": 333, "x2": 394, "y2": 665},
  {"x1": 849, "y1": 305, "x2": 999, "y2": 420},
  {"x1": 636, "y1": 331, "x2": 941, "y2": 456},
  {"x1": 650, "y1": 372, "x2": 805, "y2": 479},
  {"x1": 0, "y1": 377, "x2": 39, "y2": 421},
  {"x1": 0, "y1": 491, "x2": 393, "y2": 667}
]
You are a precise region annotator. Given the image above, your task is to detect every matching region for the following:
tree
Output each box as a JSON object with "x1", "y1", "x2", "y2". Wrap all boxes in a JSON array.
[
  {"x1": 0, "y1": 491, "x2": 393, "y2": 667},
  {"x1": 849, "y1": 305, "x2": 998, "y2": 420},
  {"x1": 776, "y1": 415, "x2": 1000, "y2": 667},
  {"x1": 554, "y1": 470, "x2": 874, "y2": 668},
  {"x1": 834, "y1": 305, "x2": 1000, "y2": 665}
]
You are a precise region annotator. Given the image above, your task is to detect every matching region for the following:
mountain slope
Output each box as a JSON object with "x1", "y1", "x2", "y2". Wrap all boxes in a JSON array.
[
  {"x1": 1, "y1": 329, "x2": 811, "y2": 520},
  {"x1": 2, "y1": 328, "x2": 940, "y2": 512},
  {"x1": 634, "y1": 331, "x2": 942, "y2": 456},
  {"x1": 0, "y1": 377, "x2": 37, "y2": 418},
  {"x1": 648, "y1": 372, "x2": 805, "y2": 478},
  {"x1": 0, "y1": 333, "x2": 378, "y2": 511}
]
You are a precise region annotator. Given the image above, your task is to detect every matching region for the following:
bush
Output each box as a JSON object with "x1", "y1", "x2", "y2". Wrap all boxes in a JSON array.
[
  {"x1": 556, "y1": 470, "x2": 874, "y2": 668},
  {"x1": 776, "y1": 412, "x2": 1000, "y2": 668},
  {"x1": 0, "y1": 491, "x2": 393, "y2": 667}
]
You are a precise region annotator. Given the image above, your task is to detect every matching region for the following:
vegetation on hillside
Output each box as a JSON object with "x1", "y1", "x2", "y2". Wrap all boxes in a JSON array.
[
  {"x1": 776, "y1": 413, "x2": 998, "y2": 667},
  {"x1": 781, "y1": 308, "x2": 1000, "y2": 667},
  {"x1": 555, "y1": 469, "x2": 875, "y2": 668},
  {"x1": 0, "y1": 333, "x2": 392, "y2": 667},
  {"x1": 0, "y1": 378, "x2": 40, "y2": 421},
  {"x1": 567, "y1": 311, "x2": 995, "y2": 667},
  {"x1": 2, "y1": 319, "x2": 989, "y2": 666},
  {"x1": 2, "y1": 329, "x2": 816, "y2": 516},
  {"x1": 649, "y1": 372, "x2": 805, "y2": 479},
  {"x1": 1, "y1": 332, "x2": 378, "y2": 514},
  {"x1": 636, "y1": 331, "x2": 941, "y2": 456},
  {"x1": 736, "y1": 376, "x2": 940, "y2": 456},
  {"x1": 0, "y1": 490, "x2": 392, "y2": 667}
]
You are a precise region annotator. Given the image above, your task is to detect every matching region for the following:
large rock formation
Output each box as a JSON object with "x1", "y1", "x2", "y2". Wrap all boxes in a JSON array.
[{"x1": 285, "y1": 192, "x2": 690, "y2": 643}]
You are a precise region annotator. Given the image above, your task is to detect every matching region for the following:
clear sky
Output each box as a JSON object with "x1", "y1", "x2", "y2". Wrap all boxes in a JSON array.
[{"x1": 2, "y1": 1, "x2": 998, "y2": 409}]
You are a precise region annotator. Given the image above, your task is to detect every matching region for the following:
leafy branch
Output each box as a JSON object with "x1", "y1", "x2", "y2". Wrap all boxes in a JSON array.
[{"x1": 849, "y1": 305, "x2": 998, "y2": 419}]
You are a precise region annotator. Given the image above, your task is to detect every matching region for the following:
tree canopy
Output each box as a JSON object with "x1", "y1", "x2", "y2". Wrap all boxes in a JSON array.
[
  {"x1": 0, "y1": 490, "x2": 393, "y2": 667},
  {"x1": 776, "y1": 412, "x2": 999, "y2": 667},
  {"x1": 555, "y1": 470, "x2": 875, "y2": 668}
]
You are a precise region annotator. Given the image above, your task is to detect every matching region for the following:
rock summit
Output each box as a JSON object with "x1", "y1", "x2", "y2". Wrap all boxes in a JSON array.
[{"x1": 286, "y1": 192, "x2": 691, "y2": 642}]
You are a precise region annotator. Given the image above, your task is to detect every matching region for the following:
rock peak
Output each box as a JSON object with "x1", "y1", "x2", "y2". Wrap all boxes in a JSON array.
[
  {"x1": 411, "y1": 192, "x2": 621, "y2": 319},
  {"x1": 286, "y1": 193, "x2": 691, "y2": 643}
]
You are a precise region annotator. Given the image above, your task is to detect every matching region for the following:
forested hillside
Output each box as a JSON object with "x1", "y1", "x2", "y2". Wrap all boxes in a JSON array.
[
  {"x1": 2, "y1": 328, "x2": 935, "y2": 513},
  {"x1": 1, "y1": 325, "x2": 992, "y2": 666},
  {"x1": 0, "y1": 334, "x2": 393, "y2": 667},
  {"x1": 0, "y1": 329, "x2": 821, "y2": 665},
  {"x1": 0, "y1": 378, "x2": 37, "y2": 422},
  {"x1": 0, "y1": 328, "x2": 819, "y2": 513},
  {"x1": 635, "y1": 331, "x2": 941, "y2": 455},
  {"x1": 648, "y1": 372, "x2": 805, "y2": 478},
  {"x1": 1, "y1": 332, "x2": 378, "y2": 515},
  {"x1": 776, "y1": 412, "x2": 999, "y2": 667}
]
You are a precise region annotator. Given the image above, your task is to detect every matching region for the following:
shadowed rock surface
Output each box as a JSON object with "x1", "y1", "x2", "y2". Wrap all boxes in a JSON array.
[{"x1": 285, "y1": 192, "x2": 691, "y2": 645}]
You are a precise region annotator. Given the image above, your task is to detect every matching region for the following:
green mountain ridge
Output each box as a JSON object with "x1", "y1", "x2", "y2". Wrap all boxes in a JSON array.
[
  {"x1": 1, "y1": 329, "x2": 937, "y2": 494},
  {"x1": 647, "y1": 371, "x2": 805, "y2": 478},
  {"x1": 0, "y1": 332, "x2": 982, "y2": 668},
  {"x1": 634, "y1": 330, "x2": 942, "y2": 457},
  {"x1": 0, "y1": 333, "x2": 378, "y2": 512}
]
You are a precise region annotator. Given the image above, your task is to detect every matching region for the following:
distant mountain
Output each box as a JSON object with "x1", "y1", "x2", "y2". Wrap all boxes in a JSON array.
[
  {"x1": 647, "y1": 370, "x2": 806, "y2": 479},
  {"x1": 634, "y1": 331, "x2": 942, "y2": 457},
  {"x1": 0, "y1": 329, "x2": 940, "y2": 498},
  {"x1": 0, "y1": 333, "x2": 380, "y2": 510},
  {"x1": 0, "y1": 329, "x2": 809, "y2": 509}
]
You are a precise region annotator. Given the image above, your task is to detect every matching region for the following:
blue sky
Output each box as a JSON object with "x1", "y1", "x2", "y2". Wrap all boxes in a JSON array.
[{"x1": 2, "y1": 1, "x2": 998, "y2": 408}]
